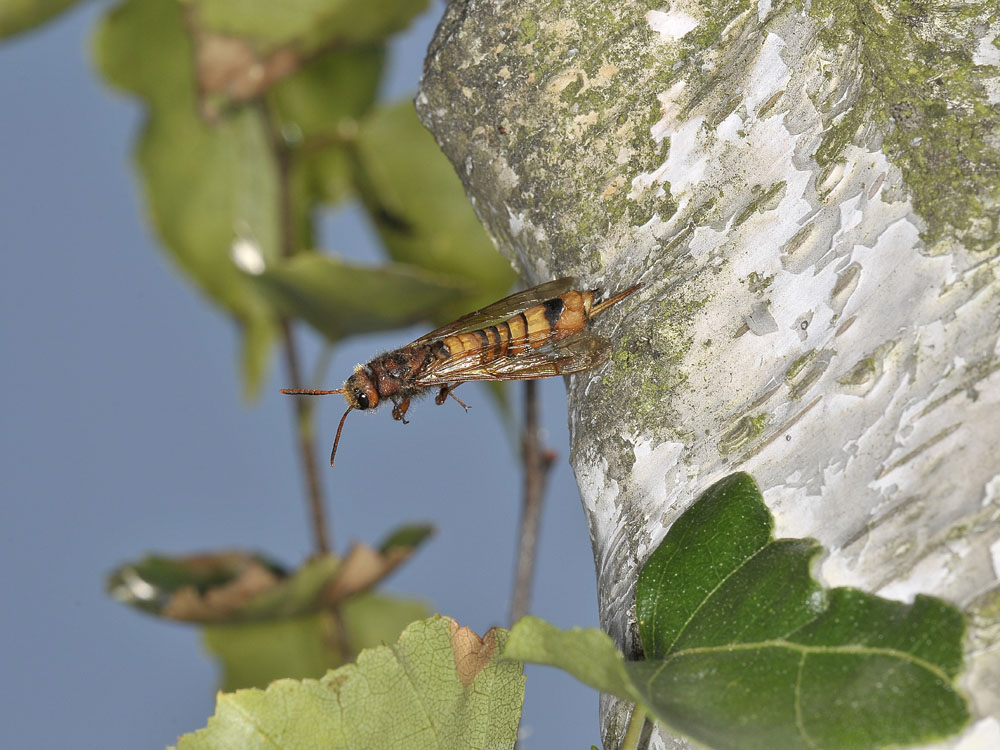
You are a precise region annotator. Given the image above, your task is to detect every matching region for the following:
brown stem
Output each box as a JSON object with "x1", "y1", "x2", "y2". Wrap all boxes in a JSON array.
[
  {"x1": 281, "y1": 320, "x2": 331, "y2": 556},
  {"x1": 510, "y1": 380, "x2": 556, "y2": 625},
  {"x1": 260, "y1": 102, "x2": 332, "y2": 557}
]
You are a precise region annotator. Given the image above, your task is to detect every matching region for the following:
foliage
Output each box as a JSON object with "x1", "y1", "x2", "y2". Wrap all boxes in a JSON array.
[
  {"x1": 83, "y1": 0, "x2": 516, "y2": 716},
  {"x1": 176, "y1": 616, "x2": 525, "y2": 750},
  {"x1": 506, "y1": 473, "x2": 969, "y2": 750},
  {"x1": 107, "y1": 524, "x2": 435, "y2": 690},
  {"x1": 5, "y1": 3, "x2": 976, "y2": 749},
  {"x1": 92, "y1": 0, "x2": 514, "y2": 396},
  {"x1": 140, "y1": 472, "x2": 968, "y2": 750},
  {"x1": 0, "y1": 0, "x2": 82, "y2": 40}
]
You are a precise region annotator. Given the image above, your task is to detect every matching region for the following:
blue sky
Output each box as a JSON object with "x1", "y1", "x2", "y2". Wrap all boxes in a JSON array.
[{"x1": 0, "y1": 2, "x2": 603, "y2": 747}]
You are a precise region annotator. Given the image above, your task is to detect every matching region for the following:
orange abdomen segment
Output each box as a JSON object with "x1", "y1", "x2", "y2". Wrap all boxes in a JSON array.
[
  {"x1": 438, "y1": 286, "x2": 628, "y2": 366},
  {"x1": 439, "y1": 289, "x2": 600, "y2": 365}
]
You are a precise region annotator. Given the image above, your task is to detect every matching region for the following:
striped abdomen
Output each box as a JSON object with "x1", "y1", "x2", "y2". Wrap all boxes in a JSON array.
[{"x1": 439, "y1": 289, "x2": 598, "y2": 365}]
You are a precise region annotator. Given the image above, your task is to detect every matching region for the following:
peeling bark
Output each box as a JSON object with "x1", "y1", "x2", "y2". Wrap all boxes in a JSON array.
[{"x1": 418, "y1": 1, "x2": 1000, "y2": 747}]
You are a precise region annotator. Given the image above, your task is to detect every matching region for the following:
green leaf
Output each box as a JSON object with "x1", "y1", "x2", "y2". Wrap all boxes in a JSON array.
[
  {"x1": 236, "y1": 556, "x2": 339, "y2": 620},
  {"x1": 508, "y1": 473, "x2": 970, "y2": 750},
  {"x1": 339, "y1": 592, "x2": 431, "y2": 653},
  {"x1": 249, "y1": 252, "x2": 470, "y2": 342},
  {"x1": 203, "y1": 610, "x2": 341, "y2": 691},
  {"x1": 106, "y1": 551, "x2": 283, "y2": 617},
  {"x1": 353, "y1": 100, "x2": 517, "y2": 320},
  {"x1": 93, "y1": 0, "x2": 280, "y2": 396},
  {"x1": 191, "y1": 0, "x2": 428, "y2": 54},
  {"x1": 268, "y1": 44, "x2": 383, "y2": 141},
  {"x1": 270, "y1": 43, "x2": 384, "y2": 208},
  {"x1": 203, "y1": 592, "x2": 429, "y2": 691},
  {"x1": 0, "y1": 0, "x2": 81, "y2": 40},
  {"x1": 503, "y1": 616, "x2": 637, "y2": 703},
  {"x1": 109, "y1": 527, "x2": 433, "y2": 625},
  {"x1": 636, "y1": 473, "x2": 820, "y2": 659},
  {"x1": 107, "y1": 551, "x2": 335, "y2": 623},
  {"x1": 178, "y1": 616, "x2": 525, "y2": 750},
  {"x1": 377, "y1": 523, "x2": 435, "y2": 556}
]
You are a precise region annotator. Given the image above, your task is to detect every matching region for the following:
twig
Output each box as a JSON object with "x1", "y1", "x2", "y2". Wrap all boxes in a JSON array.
[
  {"x1": 620, "y1": 705, "x2": 648, "y2": 750},
  {"x1": 281, "y1": 320, "x2": 331, "y2": 556},
  {"x1": 260, "y1": 102, "x2": 332, "y2": 557},
  {"x1": 509, "y1": 380, "x2": 556, "y2": 625}
]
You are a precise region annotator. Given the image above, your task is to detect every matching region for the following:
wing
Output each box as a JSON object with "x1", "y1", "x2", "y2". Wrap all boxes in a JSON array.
[
  {"x1": 410, "y1": 277, "x2": 578, "y2": 344},
  {"x1": 412, "y1": 329, "x2": 612, "y2": 386}
]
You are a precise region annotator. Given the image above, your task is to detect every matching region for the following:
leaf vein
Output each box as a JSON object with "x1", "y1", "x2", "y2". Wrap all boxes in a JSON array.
[
  {"x1": 662, "y1": 538, "x2": 770, "y2": 655},
  {"x1": 664, "y1": 640, "x2": 954, "y2": 683}
]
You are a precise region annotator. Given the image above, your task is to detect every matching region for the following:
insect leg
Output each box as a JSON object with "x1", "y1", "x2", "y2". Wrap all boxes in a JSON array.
[
  {"x1": 391, "y1": 398, "x2": 410, "y2": 424},
  {"x1": 435, "y1": 384, "x2": 469, "y2": 412}
]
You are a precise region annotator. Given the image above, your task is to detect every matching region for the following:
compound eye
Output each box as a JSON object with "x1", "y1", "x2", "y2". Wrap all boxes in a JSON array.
[{"x1": 354, "y1": 389, "x2": 370, "y2": 410}]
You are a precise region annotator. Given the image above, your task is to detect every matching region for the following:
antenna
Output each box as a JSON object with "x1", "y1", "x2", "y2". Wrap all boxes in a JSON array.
[
  {"x1": 329, "y1": 407, "x2": 352, "y2": 467},
  {"x1": 280, "y1": 388, "x2": 353, "y2": 468},
  {"x1": 279, "y1": 388, "x2": 346, "y2": 395}
]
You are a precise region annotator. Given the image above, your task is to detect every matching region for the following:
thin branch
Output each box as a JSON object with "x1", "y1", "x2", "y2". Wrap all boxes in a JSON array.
[
  {"x1": 260, "y1": 102, "x2": 331, "y2": 557},
  {"x1": 280, "y1": 320, "x2": 331, "y2": 556},
  {"x1": 509, "y1": 380, "x2": 556, "y2": 625}
]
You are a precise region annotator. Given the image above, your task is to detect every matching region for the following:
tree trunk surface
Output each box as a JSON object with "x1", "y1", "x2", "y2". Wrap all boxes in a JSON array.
[{"x1": 418, "y1": 1, "x2": 1000, "y2": 747}]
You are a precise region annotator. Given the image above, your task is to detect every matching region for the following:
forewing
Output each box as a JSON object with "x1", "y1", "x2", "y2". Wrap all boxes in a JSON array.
[
  {"x1": 411, "y1": 277, "x2": 577, "y2": 344},
  {"x1": 413, "y1": 329, "x2": 612, "y2": 385}
]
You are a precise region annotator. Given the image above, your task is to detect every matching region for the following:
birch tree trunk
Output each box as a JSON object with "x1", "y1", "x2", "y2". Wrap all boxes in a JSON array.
[{"x1": 418, "y1": 1, "x2": 1000, "y2": 747}]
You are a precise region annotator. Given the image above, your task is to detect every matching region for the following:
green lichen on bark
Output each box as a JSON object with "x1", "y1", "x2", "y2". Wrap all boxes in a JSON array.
[
  {"x1": 732, "y1": 181, "x2": 788, "y2": 228},
  {"x1": 420, "y1": 0, "x2": 702, "y2": 268},
  {"x1": 598, "y1": 290, "x2": 710, "y2": 436},
  {"x1": 808, "y1": 0, "x2": 1000, "y2": 253},
  {"x1": 420, "y1": 0, "x2": 1000, "y2": 444}
]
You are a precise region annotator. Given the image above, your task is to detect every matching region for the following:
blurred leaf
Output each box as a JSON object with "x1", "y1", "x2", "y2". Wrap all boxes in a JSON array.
[
  {"x1": 108, "y1": 551, "x2": 333, "y2": 623},
  {"x1": 341, "y1": 591, "x2": 431, "y2": 653},
  {"x1": 190, "y1": 24, "x2": 385, "y2": 116},
  {"x1": 109, "y1": 529, "x2": 432, "y2": 624},
  {"x1": 0, "y1": 0, "x2": 81, "y2": 40},
  {"x1": 249, "y1": 252, "x2": 470, "y2": 342},
  {"x1": 240, "y1": 311, "x2": 276, "y2": 400},
  {"x1": 272, "y1": 43, "x2": 384, "y2": 211},
  {"x1": 353, "y1": 100, "x2": 516, "y2": 319},
  {"x1": 190, "y1": 0, "x2": 428, "y2": 54},
  {"x1": 268, "y1": 44, "x2": 383, "y2": 141},
  {"x1": 320, "y1": 524, "x2": 435, "y2": 604},
  {"x1": 107, "y1": 551, "x2": 285, "y2": 618},
  {"x1": 203, "y1": 610, "x2": 341, "y2": 691},
  {"x1": 377, "y1": 523, "x2": 434, "y2": 556},
  {"x1": 179, "y1": 616, "x2": 523, "y2": 750},
  {"x1": 203, "y1": 592, "x2": 429, "y2": 691},
  {"x1": 292, "y1": 145, "x2": 353, "y2": 214},
  {"x1": 236, "y1": 556, "x2": 339, "y2": 620},
  {"x1": 94, "y1": 0, "x2": 280, "y2": 396},
  {"x1": 190, "y1": 30, "x2": 301, "y2": 109},
  {"x1": 506, "y1": 473, "x2": 970, "y2": 750}
]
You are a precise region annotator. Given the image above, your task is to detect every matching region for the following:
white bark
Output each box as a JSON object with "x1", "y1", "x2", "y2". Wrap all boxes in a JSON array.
[{"x1": 419, "y1": 1, "x2": 1000, "y2": 747}]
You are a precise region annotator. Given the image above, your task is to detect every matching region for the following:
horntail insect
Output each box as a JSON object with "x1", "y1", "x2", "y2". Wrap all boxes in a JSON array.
[{"x1": 281, "y1": 277, "x2": 641, "y2": 467}]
